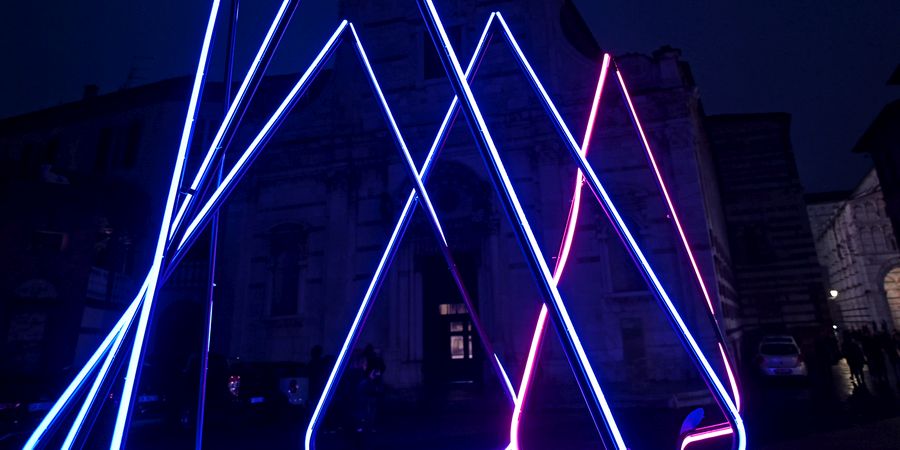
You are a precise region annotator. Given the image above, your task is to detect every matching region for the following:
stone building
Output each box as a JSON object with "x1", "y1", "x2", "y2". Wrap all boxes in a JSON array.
[
  {"x1": 0, "y1": 0, "x2": 745, "y2": 407},
  {"x1": 853, "y1": 100, "x2": 900, "y2": 246},
  {"x1": 215, "y1": 0, "x2": 738, "y2": 404},
  {"x1": 0, "y1": 79, "x2": 225, "y2": 379},
  {"x1": 706, "y1": 113, "x2": 829, "y2": 348},
  {"x1": 807, "y1": 169, "x2": 900, "y2": 330}
]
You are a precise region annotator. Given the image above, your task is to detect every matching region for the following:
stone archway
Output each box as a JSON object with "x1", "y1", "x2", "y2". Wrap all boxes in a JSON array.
[{"x1": 883, "y1": 266, "x2": 900, "y2": 330}]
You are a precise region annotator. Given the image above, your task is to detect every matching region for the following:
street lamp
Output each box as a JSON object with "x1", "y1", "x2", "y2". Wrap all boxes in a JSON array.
[{"x1": 829, "y1": 289, "x2": 839, "y2": 299}]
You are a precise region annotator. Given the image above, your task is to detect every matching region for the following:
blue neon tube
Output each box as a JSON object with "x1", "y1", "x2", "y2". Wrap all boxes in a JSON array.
[
  {"x1": 417, "y1": 2, "x2": 627, "y2": 448},
  {"x1": 21, "y1": 278, "x2": 148, "y2": 449},
  {"x1": 168, "y1": 0, "x2": 298, "y2": 242},
  {"x1": 304, "y1": 15, "x2": 500, "y2": 450},
  {"x1": 109, "y1": 1, "x2": 228, "y2": 446}
]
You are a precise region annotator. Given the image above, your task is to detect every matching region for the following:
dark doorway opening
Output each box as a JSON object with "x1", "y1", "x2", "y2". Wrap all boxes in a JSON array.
[{"x1": 420, "y1": 251, "x2": 483, "y2": 388}]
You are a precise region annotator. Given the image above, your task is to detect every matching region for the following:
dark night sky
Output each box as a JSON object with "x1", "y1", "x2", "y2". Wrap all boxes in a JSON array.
[{"x1": 2, "y1": 0, "x2": 898, "y2": 192}]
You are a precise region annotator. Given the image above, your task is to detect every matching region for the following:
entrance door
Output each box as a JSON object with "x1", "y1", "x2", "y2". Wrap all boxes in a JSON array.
[{"x1": 420, "y1": 252, "x2": 482, "y2": 386}]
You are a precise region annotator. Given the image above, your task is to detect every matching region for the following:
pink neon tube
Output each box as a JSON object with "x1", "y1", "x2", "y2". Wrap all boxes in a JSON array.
[
  {"x1": 508, "y1": 54, "x2": 611, "y2": 449},
  {"x1": 508, "y1": 56, "x2": 742, "y2": 449},
  {"x1": 680, "y1": 424, "x2": 733, "y2": 450},
  {"x1": 614, "y1": 68, "x2": 741, "y2": 448}
]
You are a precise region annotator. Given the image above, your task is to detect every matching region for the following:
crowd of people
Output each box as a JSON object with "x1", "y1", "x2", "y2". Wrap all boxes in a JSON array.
[{"x1": 839, "y1": 325, "x2": 900, "y2": 387}]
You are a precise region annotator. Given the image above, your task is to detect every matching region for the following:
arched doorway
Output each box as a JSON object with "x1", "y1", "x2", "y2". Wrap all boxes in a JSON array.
[
  {"x1": 412, "y1": 160, "x2": 492, "y2": 389},
  {"x1": 883, "y1": 266, "x2": 900, "y2": 330}
]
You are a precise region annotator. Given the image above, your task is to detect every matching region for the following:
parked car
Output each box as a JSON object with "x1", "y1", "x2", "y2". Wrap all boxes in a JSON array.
[{"x1": 756, "y1": 335, "x2": 807, "y2": 377}]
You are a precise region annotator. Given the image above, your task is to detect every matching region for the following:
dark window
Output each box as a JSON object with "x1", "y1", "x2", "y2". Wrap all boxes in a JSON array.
[{"x1": 424, "y1": 26, "x2": 461, "y2": 80}]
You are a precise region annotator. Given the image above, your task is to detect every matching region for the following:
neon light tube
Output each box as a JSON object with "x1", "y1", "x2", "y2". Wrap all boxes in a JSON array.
[
  {"x1": 168, "y1": 0, "x2": 295, "y2": 241},
  {"x1": 35, "y1": 17, "x2": 345, "y2": 448},
  {"x1": 492, "y1": 12, "x2": 744, "y2": 449},
  {"x1": 681, "y1": 424, "x2": 733, "y2": 450},
  {"x1": 61, "y1": 318, "x2": 132, "y2": 450},
  {"x1": 349, "y1": 22, "x2": 514, "y2": 403},
  {"x1": 616, "y1": 69, "x2": 742, "y2": 448},
  {"x1": 348, "y1": 24, "x2": 448, "y2": 247},
  {"x1": 720, "y1": 343, "x2": 740, "y2": 411},
  {"x1": 418, "y1": 2, "x2": 627, "y2": 448},
  {"x1": 305, "y1": 15, "x2": 505, "y2": 449},
  {"x1": 615, "y1": 70, "x2": 716, "y2": 316},
  {"x1": 22, "y1": 279, "x2": 148, "y2": 449},
  {"x1": 177, "y1": 21, "x2": 348, "y2": 251},
  {"x1": 509, "y1": 53, "x2": 610, "y2": 450},
  {"x1": 495, "y1": 354, "x2": 515, "y2": 397},
  {"x1": 678, "y1": 347, "x2": 742, "y2": 450},
  {"x1": 110, "y1": 1, "x2": 226, "y2": 446}
]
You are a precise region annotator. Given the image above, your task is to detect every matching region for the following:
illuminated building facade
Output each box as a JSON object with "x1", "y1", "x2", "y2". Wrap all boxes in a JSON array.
[{"x1": 216, "y1": 0, "x2": 738, "y2": 404}]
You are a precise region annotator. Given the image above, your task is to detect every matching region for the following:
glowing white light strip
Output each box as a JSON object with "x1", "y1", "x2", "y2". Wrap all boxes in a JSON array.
[
  {"x1": 111, "y1": 265, "x2": 163, "y2": 448},
  {"x1": 179, "y1": 21, "x2": 349, "y2": 249},
  {"x1": 305, "y1": 16, "x2": 504, "y2": 449},
  {"x1": 616, "y1": 68, "x2": 743, "y2": 447},
  {"x1": 421, "y1": 3, "x2": 627, "y2": 448},
  {"x1": 168, "y1": 0, "x2": 293, "y2": 240},
  {"x1": 493, "y1": 12, "x2": 744, "y2": 449},
  {"x1": 350, "y1": 22, "x2": 515, "y2": 403},
  {"x1": 22, "y1": 279, "x2": 148, "y2": 450},
  {"x1": 110, "y1": 1, "x2": 226, "y2": 446},
  {"x1": 509, "y1": 53, "x2": 610, "y2": 450},
  {"x1": 304, "y1": 169, "x2": 412, "y2": 450},
  {"x1": 615, "y1": 70, "x2": 716, "y2": 315},
  {"x1": 495, "y1": 354, "x2": 515, "y2": 397},
  {"x1": 348, "y1": 24, "x2": 448, "y2": 247},
  {"x1": 61, "y1": 318, "x2": 132, "y2": 450}
]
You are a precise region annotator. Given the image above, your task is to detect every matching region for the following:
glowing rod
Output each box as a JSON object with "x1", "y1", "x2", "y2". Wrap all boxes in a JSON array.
[
  {"x1": 508, "y1": 53, "x2": 611, "y2": 450},
  {"x1": 350, "y1": 21, "x2": 515, "y2": 402},
  {"x1": 681, "y1": 424, "x2": 733, "y2": 450},
  {"x1": 176, "y1": 20, "x2": 347, "y2": 251},
  {"x1": 26, "y1": 1, "x2": 223, "y2": 446},
  {"x1": 615, "y1": 68, "x2": 742, "y2": 448},
  {"x1": 167, "y1": 0, "x2": 297, "y2": 243},
  {"x1": 305, "y1": 14, "x2": 513, "y2": 449},
  {"x1": 109, "y1": 0, "x2": 232, "y2": 446},
  {"x1": 30, "y1": 15, "x2": 344, "y2": 447},
  {"x1": 61, "y1": 310, "x2": 134, "y2": 450},
  {"x1": 418, "y1": 2, "x2": 627, "y2": 448},
  {"x1": 21, "y1": 278, "x2": 148, "y2": 449},
  {"x1": 492, "y1": 12, "x2": 746, "y2": 450},
  {"x1": 511, "y1": 58, "x2": 744, "y2": 449}
]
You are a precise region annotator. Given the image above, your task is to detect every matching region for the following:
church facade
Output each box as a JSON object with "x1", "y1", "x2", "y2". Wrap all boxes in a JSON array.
[{"x1": 214, "y1": 0, "x2": 738, "y2": 403}]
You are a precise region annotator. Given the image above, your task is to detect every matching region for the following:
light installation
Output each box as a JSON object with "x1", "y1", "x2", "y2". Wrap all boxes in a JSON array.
[
  {"x1": 23, "y1": 1, "x2": 747, "y2": 449},
  {"x1": 507, "y1": 45, "x2": 745, "y2": 450}
]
